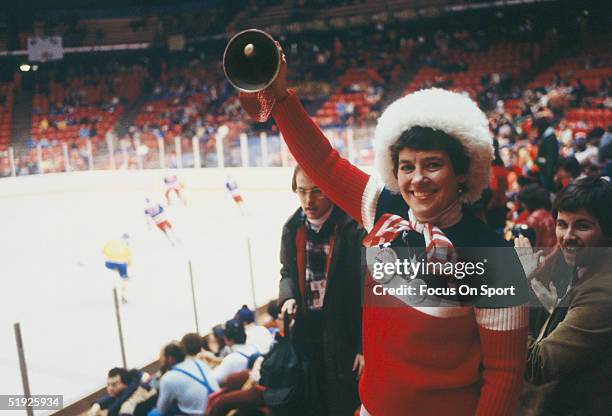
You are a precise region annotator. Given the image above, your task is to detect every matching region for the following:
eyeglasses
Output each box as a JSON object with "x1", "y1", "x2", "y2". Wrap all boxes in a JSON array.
[{"x1": 295, "y1": 187, "x2": 325, "y2": 199}]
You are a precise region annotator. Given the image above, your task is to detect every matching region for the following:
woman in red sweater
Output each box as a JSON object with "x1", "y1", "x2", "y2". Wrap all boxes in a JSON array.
[{"x1": 239, "y1": 46, "x2": 529, "y2": 416}]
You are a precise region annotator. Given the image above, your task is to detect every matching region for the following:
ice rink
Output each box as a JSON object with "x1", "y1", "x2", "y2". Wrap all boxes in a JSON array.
[{"x1": 0, "y1": 168, "x2": 299, "y2": 414}]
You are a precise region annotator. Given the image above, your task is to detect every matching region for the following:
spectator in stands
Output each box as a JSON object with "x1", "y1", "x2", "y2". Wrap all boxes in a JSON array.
[
  {"x1": 517, "y1": 184, "x2": 556, "y2": 251},
  {"x1": 535, "y1": 117, "x2": 559, "y2": 192},
  {"x1": 234, "y1": 304, "x2": 273, "y2": 355},
  {"x1": 199, "y1": 325, "x2": 232, "y2": 367},
  {"x1": 600, "y1": 125, "x2": 612, "y2": 149},
  {"x1": 240, "y1": 52, "x2": 529, "y2": 415},
  {"x1": 519, "y1": 177, "x2": 612, "y2": 415},
  {"x1": 153, "y1": 341, "x2": 219, "y2": 416},
  {"x1": 87, "y1": 368, "x2": 130, "y2": 416},
  {"x1": 575, "y1": 128, "x2": 602, "y2": 167},
  {"x1": 88, "y1": 367, "x2": 154, "y2": 416},
  {"x1": 206, "y1": 369, "x2": 265, "y2": 416},
  {"x1": 345, "y1": 101, "x2": 355, "y2": 125},
  {"x1": 262, "y1": 300, "x2": 281, "y2": 333},
  {"x1": 213, "y1": 319, "x2": 260, "y2": 387},
  {"x1": 554, "y1": 156, "x2": 582, "y2": 190},
  {"x1": 487, "y1": 141, "x2": 509, "y2": 233},
  {"x1": 336, "y1": 97, "x2": 346, "y2": 125},
  {"x1": 211, "y1": 325, "x2": 231, "y2": 358},
  {"x1": 205, "y1": 316, "x2": 274, "y2": 416},
  {"x1": 277, "y1": 165, "x2": 366, "y2": 415},
  {"x1": 181, "y1": 332, "x2": 204, "y2": 358},
  {"x1": 600, "y1": 145, "x2": 612, "y2": 179},
  {"x1": 598, "y1": 77, "x2": 610, "y2": 98}
]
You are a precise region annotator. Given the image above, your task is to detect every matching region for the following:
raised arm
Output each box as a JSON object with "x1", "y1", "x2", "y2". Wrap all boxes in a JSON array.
[
  {"x1": 239, "y1": 43, "x2": 382, "y2": 228},
  {"x1": 272, "y1": 91, "x2": 371, "y2": 224}
]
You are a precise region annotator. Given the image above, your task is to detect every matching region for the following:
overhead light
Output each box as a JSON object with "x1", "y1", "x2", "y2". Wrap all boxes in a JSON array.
[
  {"x1": 32, "y1": 65, "x2": 39, "y2": 71},
  {"x1": 20, "y1": 64, "x2": 31, "y2": 72}
]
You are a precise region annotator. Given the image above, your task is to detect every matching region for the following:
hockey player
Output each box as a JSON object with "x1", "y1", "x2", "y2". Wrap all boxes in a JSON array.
[
  {"x1": 225, "y1": 176, "x2": 245, "y2": 215},
  {"x1": 163, "y1": 173, "x2": 186, "y2": 206},
  {"x1": 102, "y1": 234, "x2": 131, "y2": 304},
  {"x1": 225, "y1": 175, "x2": 244, "y2": 204},
  {"x1": 144, "y1": 198, "x2": 178, "y2": 245}
]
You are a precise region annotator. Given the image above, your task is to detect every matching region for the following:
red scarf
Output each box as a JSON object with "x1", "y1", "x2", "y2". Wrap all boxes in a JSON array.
[{"x1": 362, "y1": 209, "x2": 457, "y2": 263}]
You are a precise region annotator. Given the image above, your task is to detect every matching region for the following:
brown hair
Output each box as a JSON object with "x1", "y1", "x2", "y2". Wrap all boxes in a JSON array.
[
  {"x1": 162, "y1": 341, "x2": 186, "y2": 364},
  {"x1": 291, "y1": 165, "x2": 303, "y2": 192},
  {"x1": 390, "y1": 126, "x2": 470, "y2": 178},
  {"x1": 181, "y1": 332, "x2": 203, "y2": 356}
]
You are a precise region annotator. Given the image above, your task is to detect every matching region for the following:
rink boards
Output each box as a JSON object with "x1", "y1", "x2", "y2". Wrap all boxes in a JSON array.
[{"x1": 0, "y1": 168, "x2": 304, "y2": 414}]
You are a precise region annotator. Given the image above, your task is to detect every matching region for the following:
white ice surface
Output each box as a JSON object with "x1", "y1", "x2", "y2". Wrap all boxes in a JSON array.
[{"x1": 0, "y1": 168, "x2": 298, "y2": 414}]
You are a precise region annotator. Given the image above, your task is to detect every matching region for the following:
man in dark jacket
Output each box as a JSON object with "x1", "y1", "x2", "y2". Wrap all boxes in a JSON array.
[
  {"x1": 279, "y1": 165, "x2": 365, "y2": 416},
  {"x1": 87, "y1": 368, "x2": 155, "y2": 416}
]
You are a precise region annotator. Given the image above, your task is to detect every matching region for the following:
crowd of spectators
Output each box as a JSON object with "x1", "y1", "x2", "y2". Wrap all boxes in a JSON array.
[
  {"x1": 4, "y1": 5, "x2": 609, "y2": 171},
  {"x1": 87, "y1": 303, "x2": 277, "y2": 416},
  {"x1": 1, "y1": 3, "x2": 610, "y2": 182}
]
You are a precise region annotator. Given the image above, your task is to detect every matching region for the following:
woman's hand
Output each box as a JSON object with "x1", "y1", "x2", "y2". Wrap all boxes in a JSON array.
[
  {"x1": 238, "y1": 40, "x2": 288, "y2": 122},
  {"x1": 514, "y1": 235, "x2": 543, "y2": 278},
  {"x1": 270, "y1": 41, "x2": 288, "y2": 102}
]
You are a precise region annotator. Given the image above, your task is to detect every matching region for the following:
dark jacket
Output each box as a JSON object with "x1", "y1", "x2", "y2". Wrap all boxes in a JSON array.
[
  {"x1": 537, "y1": 128, "x2": 559, "y2": 180},
  {"x1": 96, "y1": 370, "x2": 157, "y2": 416},
  {"x1": 526, "y1": 252, "x2": 612, "y2": 415},
  {"x1": 279, "y1": 206, "x2": 365, "y2": 415}
]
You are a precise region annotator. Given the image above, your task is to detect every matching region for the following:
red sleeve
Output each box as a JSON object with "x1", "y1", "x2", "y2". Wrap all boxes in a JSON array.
[
  {"x1": 474, "y1": 306, "x2": 528, "y2": 416},
  {"x1": 272, "y1": 90, "x2": 371, "y2": 225}
]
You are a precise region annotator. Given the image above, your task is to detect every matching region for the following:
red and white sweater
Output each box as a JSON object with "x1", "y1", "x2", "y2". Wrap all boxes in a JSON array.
[{"x1": 272, "y1": 90, "x2": 528, "y2": 415}]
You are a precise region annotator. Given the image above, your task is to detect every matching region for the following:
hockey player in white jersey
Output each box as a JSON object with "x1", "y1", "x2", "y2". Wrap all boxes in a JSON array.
[
  {"x1": 225, "y1": 176, "x2": 245, "y2": 215},
  {"x1": 163, "y1": 173, "x2": 186, "y2": 206},
  {"x1": 144, "y1": 198, "x2": 178, "y2": 245}
]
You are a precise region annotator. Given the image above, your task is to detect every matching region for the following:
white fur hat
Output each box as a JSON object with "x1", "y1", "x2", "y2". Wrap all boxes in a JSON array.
[{"x1": 374, "y1": 88, "x2": 493, "y2": 203}]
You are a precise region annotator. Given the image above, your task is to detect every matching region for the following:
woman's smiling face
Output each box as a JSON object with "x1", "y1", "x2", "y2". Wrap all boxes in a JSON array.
[{"x1": 397, "y1": 148, "x2": 465, "y2": 220}]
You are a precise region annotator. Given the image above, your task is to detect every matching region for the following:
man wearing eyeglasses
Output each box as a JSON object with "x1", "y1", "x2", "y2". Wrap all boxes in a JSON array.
[{"x1": 278, "y1": 165, "x2": 365, "y2": 415}]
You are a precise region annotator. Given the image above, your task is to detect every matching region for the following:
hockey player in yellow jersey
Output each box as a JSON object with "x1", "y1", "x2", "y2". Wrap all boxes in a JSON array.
[{"x1": 102, "y1": 234, "x2": 132, "y2": 303}]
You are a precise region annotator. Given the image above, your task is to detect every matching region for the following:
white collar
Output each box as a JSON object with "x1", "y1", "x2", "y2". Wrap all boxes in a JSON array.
[{"x1": 305, "y1": 205, "x2": 334, "y2": 232}]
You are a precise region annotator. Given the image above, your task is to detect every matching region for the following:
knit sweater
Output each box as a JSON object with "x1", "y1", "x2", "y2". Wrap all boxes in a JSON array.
[{"x1": 272, "y1": 90, "x2": 528, "y2": 416}]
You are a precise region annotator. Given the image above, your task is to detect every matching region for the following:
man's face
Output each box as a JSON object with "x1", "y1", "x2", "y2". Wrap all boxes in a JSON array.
[
  {"x1": 106, "y1": 375, "x2": 127, "y2": 397},
  {"x1": 295, "y1": 170, "x2": 333, "y2": 220},
  {"x1": 556, "y1": 209, "x2": 607, "y2": 267}
]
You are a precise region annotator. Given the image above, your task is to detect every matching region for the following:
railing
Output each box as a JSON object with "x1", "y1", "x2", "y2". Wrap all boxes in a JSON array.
[{"x1": 0, "y1": 124, "x2": 377, "y2": 178}]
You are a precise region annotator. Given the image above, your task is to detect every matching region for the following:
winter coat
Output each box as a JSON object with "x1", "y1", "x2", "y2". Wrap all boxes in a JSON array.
[
  {"x1": 527, "y1": 251, "x2": 612, "y2": 415},
  {"x1": 279, "y1": 206, "x2": 365, "y2": 415}
]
